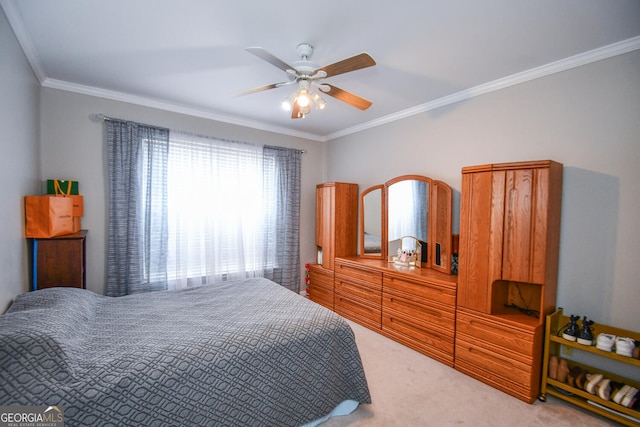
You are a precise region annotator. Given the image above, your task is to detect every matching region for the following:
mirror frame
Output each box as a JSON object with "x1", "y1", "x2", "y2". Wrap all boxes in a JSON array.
[
  {"x1": 359, "y1": 175, "x2": 453, "y2": 274},
  {"x1": 430, "y1": 179, "x2": 452, "y2": 274},
  {"x1": 359, "y1": 185, "x2": 385, "y2": 259}
]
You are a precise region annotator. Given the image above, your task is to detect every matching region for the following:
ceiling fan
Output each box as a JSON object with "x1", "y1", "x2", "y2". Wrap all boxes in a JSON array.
[{"x1": 237, "y1": 43, "x2": 376, "y2": 119}]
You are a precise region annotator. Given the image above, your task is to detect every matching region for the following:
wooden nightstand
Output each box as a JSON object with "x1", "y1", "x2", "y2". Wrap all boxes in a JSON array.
[{"x1": 30, "y1": 230, "x2": 87, "y2": 290}]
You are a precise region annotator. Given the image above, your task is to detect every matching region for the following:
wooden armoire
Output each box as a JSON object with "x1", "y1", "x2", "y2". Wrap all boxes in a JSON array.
[
  {"x1": 455, "y1": 160, "x2": 563, "y2": 403},
  {"x1": 308, "y1": 182, "x2": 358, "y2": 310}
]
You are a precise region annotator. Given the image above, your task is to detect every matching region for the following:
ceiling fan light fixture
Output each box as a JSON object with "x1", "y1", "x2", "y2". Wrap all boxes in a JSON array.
[
  {"x1": 311, "y1": 91, "x2": 327, "y2": 110},
  {"x1": 282, "y1": 91, "x2": 297, "y2": 111},
  {"x1": 296, "y1": 89, "x2": 310, "y2": 107}
]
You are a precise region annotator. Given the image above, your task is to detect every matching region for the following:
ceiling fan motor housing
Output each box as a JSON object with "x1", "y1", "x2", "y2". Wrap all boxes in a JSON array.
[
  {"x1": 292, "y1": 43, "x2": 319, "y2": 77},
  {"x1": 296, "y1": 43, "x2": 314, "y2": 59}
]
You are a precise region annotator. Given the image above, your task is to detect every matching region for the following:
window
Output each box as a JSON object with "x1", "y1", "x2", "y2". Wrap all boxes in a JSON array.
[
  {"x1": 106, "y1": 119, "x2": 301, "y2": 296},
  {"x1": 142, "y1": 132, "x2": 276, "y2": 287}
]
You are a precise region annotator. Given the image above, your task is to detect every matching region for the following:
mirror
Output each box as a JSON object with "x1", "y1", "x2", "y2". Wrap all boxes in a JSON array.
[
  {"x1": 360, "y1": 185, "x2": 384, "y2": 258},
  {"x1": 386, "y1": 175, "x2": 430, "y2": 266},
  {"x1": 359, "y1": 174, "x2": 453, "y2": 273}
]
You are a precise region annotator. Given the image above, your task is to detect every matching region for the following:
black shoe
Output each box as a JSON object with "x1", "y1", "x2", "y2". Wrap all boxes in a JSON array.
[
  {"x1": 562, "y1": 314, "x2": 580, "y2": 341},
  {"x1": 577, "y1": 317, "x2": 595, "y2": 345}
]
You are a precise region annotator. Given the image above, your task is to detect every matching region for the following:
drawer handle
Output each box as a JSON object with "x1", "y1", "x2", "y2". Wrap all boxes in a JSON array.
[
  {"x1": 468, "y1": 346, "x2": 514, "y2": 368},
  {"x1": 388, "y1": 316, "x2": 443, "y2": 338},
  {"x1": 386, "y1": 278, "x2": 445, "y2": 293},
  {"x1": 468, "y1": 319, "x2": 515, "y2": 336},
  {"x1": 467, "y1": 320, "x2": 498, "y2": 333},
  {"x1": 389, "y1": 297, "x2": 441, "y2": 318}
]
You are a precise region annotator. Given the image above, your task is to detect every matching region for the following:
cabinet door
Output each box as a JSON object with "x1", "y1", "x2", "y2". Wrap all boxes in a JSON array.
[
  {"x1": 36, "y1": 238, "x2": 85, "y2": 289},
  {"x1": 316, "y1": 185, "x2": 336, "y2": 270},
  {"x1": 502, "y1": 167, "x2": 549, "y2": 284},
  {"x1": 458, "y1": 170, "x2": 504, "y2": 312}
]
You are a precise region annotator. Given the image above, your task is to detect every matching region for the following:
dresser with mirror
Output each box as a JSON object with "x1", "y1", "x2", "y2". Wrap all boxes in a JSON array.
[
  {"x1": 310, "y1": 160, "x2": 562, "y2": 401},
  {"x1": 325, "y1": 174, "x2": 458, "y2": 366}
]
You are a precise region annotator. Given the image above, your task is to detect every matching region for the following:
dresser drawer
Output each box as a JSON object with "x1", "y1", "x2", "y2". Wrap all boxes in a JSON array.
[
  {"x1": 454, "y1": 357, "x2": 534, "y2": 403},
  {"x1": 456, "y1": 309, "x2": 536, "y2": 357},
  {"x1": 335, "y1": 292, "x2": 381, "y2": 329},
  {"x1": 455, "y1": 335, "x2": 533, "y2": 386},
  {"x1": 309, "y1": 284, "x2": 333, "y2": 310},
  {"x1": 308, "y1": 265, "x2": 334, "y2": 309},
  {"x1": 382, "y1": 307, "x2": 454, "y2": 353},
  {"x1": 335, "y1": 273, "x2": 382, "y2": 305},
  {"x1": 383, "y1": 273, "x2": 456, "y2": 306},
  {"x1": 309, "y1": 264, "x2": 334, "y2": 287},
  {"x1": 335, "y1": 260, "x2": 382, "y2": 285},
  {"x1": 383, "y1": 291, "x2": 455, "y2": 332}
]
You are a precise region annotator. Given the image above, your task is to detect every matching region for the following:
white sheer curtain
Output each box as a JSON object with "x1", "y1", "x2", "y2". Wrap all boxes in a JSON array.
[
  {"x1": 162, "y1": 131, "x2": 269, "y2": 290},
  {"x1": 388, "y1": 180, "x2": 418, "y2": 241}
]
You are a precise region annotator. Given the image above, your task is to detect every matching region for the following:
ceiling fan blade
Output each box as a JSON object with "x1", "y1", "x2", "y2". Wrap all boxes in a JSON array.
[
  {"x1": 233, "y1": 81, "x2": 294, "y2": 97},
  {"x1": 320, "y1": 84, "x2": 372, "y2": 110},
  {"x1": 316, "y1": 53, "x2": 376, "y2": 78},
  {"x1": 246, "y1": 47, "x2": 296, "y2": 73},
  {"x1": 291, "y1": 103, "x2": 303, "y2": 119}
]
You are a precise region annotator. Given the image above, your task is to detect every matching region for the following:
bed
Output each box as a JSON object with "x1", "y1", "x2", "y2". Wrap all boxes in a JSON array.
[
  {"x1": 363, "y1": 231, "x2": 382, "y2": 254},
  {"x1": 0, "y1": 278, "x2": 371, "y2": 426}
]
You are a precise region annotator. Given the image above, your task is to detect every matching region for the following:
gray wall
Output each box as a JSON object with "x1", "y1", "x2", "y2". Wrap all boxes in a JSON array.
[
  {"x1": 325, "y1": 51, "x2": 640, "y2": 331},
  {"x1": 0, "y1": 9, "x2": 41, "y2": 312}
]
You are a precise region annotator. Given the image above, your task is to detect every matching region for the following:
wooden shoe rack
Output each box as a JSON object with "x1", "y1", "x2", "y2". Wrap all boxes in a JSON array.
[{"x1": 541, "y1": 308, "x2": 640, "y2": 426}]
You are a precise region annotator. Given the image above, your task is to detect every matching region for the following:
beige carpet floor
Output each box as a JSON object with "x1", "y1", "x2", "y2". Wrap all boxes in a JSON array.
[{"x1": 322, "y1": 320, "x2": 620, "y2": 427}]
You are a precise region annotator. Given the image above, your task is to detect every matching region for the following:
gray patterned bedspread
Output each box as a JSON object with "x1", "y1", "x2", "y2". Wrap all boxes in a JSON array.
[{"x1": 0, "y1": 278, "x2": 371, "y2": 426}]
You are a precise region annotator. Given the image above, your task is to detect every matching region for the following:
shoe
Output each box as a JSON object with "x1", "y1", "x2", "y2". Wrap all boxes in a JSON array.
[
  {"x1": 567, "y1": 366, "x2": 587, "y2": 389},
  {"x1": 596, "y1": 333, "x2": 616, "y2": 351},
  {"x1": 549, "y1": 355, "x2": 559, "y2": 380},
  {"x1": 612, "y1": 384, "x2": 635, "y2": 405},
  {"x1": 613, "y1": 385, "x2": 640, "y2": 408},
  {"x1": 622, "y1": 387, "x2": 639, "y2": 408},
  {"x1": 562, "y1": 314, "x2": 580, "y2": 341},
  {"x1": 576, "y1": 370, "x2": 589, "y2": 390},
  {"x1": 577, "y1": 317, "x2": 595, "y2": 345},
  {"x1": 595, "y1": 378, "x2": 612, "y2": 400},
  {"x1": 610, "y1": 382, "x2": 625, "y2": 402},
  {"x1": 612, "y1": 384, "x2": 627, "y2": 404},
  {"x1": 616, "y1": 337, "x2": 635, "y2": 357},
  {"x1": 557, "y1": 359, "x2": 570, "y2": 383},
  {"x1": 634, "y1": 341, "x2": 640, "y2": 359},
  {"x1": 585, "y1": 373, "x2": 603, "y2": 394}
]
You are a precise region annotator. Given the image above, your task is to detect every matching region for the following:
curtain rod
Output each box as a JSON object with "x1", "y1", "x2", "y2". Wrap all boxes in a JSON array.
[
  {"x1": 89, "y1": 113, "x2": 110, "y2": 122},
  {"x1": 89, "y1": 113, "x2": 306, "y2": 153}
]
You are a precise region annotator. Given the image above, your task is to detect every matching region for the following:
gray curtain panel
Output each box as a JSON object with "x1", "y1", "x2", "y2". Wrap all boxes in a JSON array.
[
  {"x1": 105, "y1": 119, "x2": 170, "y2": 296},
  {"x1": 263, "y1": 145, "x2": 302, "y2": 292}
]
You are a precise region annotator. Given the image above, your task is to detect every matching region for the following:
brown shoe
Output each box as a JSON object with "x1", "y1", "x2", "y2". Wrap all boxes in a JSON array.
[
  {"x1": 549, "y1": 356, "x2": 559, "y2": 380},
  {"x1": 568, "y1": 366, "x2": 584, "y2": 388},
  {"x1": 576, "y1": 370, "x2": 588, "y2": 389},
  {"x1": 557, "y1": 359, "x2": 569, "y2": 383}
]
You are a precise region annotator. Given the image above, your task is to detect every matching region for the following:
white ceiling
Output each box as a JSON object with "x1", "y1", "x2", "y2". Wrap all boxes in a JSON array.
[{"x1": 3, "y1": 0, "x2": 640, "y2": 141}]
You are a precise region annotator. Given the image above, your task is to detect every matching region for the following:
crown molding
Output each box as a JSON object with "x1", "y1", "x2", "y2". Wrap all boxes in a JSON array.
[
  {"x1": 41, "y1": 79, "x2": 325, "y2": 142},
  {"x1": 325, "y1": 35, "x2": 640, "y2": 141}
]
